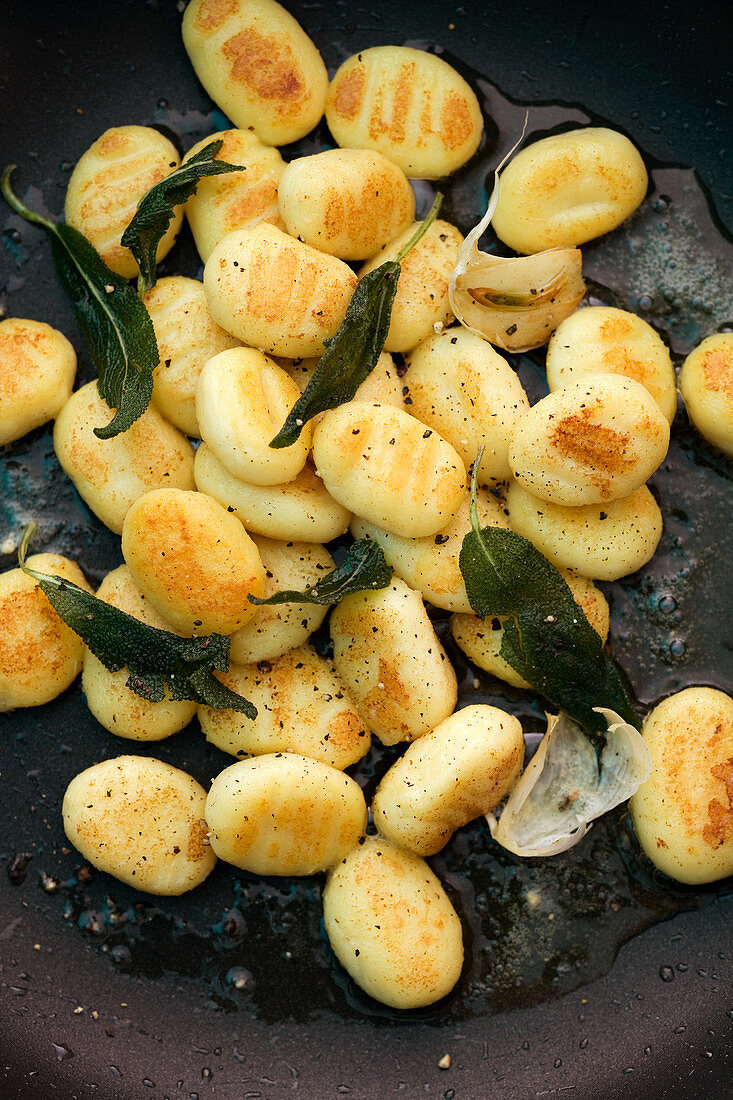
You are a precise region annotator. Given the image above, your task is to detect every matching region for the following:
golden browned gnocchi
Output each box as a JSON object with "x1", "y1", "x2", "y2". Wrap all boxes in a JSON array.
[
  {"x1": 278, "y1": 149, "x2": 415, "y2": 260},
  {"x1": 198, "y1": 645, "x2": 370, "y2": 770},
  {"x1": 121, "y1": 488, "x2": 266, "y2": 636},
  {"x1": 350, "y1": 487, "x2": 510, "y2": 614},
  {"x1": 404, "y1": 326, "x2": 530, "y2": 484},
  {"x1": 329, "y1": 578, "x2": 457, "y2": 745},
  {"x1": 81, "y1": 565, "x2": 197, "y2": 741},
  {"x1": 182, "y1": 0, "x2": 328, "y2": 146},
  {"x1": 0, "y1": 553, "x2": 92, "y2": 711},
  {"x1": 64, "y1": 125, "x2": 182, "y2": 278},
  {"x1": 196, "y1": 347, "x2": 310, "y2": 485},
  {"x1": 505, "y1": 480, "x2": 663, "y2": 581},
  {"x1": 204, "y1": 753, "x2": 367, "y2": 875},
  {"x1": 312, "y1": 402, "x2": 466, "y2": 539},
  {"x1": 678, "y1": 333, "x2": 733, "y2": 457},
  {"x1": 491, "y1": 127, "x2": 648, "y2": 254},
  {"x1": 53, "y1": 381, "x2": 196, "y2": 534},
  {"x1": 184, "y1": 128, "x2": 285, "y2": 263},
  {"x1": 0, "y1": 318, "x2": 76, "y2": 446},
  {"x1": 62, "y1": 756, "x2": 217, "y2": 895},
  {"x1": 630, "y1": 687, "x2": 733, "y2": 884},
  {"x1": 545, "y1": 305, "x2": 677, "y2": 423},
  {"x1": 358, "y1": 218, "x2": 463, "y2": 353},
  {"x1": 508, "y1": 374, "x2": 670, "y2": 506},
  {"x1": 372, "y1": 704, "x2": 524, "y2": 856},
  {"x1": 325, "y1": 45, "x2": 483, "y2": 179},
  {"x1": 451, "y1": 568, "x2": 609, "y2": 689},
  {"x1": 228, "y1": 536, "x2": 334, "y2": 665},
  {"x1": 194, "y1": 445, "x2": 351, "y2": 542},
  {"x1": 322, "y1": 835, "x2": 463, "y2": 1009},
  {"x1": 204, "y1": 222, "x2": 358, "y2": 357},
  {"x1": 144, "y1": 275, "x2": 241, "y2": 437}
]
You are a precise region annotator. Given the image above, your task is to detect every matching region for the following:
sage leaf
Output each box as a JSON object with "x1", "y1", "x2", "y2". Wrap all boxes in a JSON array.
[
  {"x1": 270, "y1": 193, "x2": 443, "y2": 449},
  {"x1": 1, "y1": 165, "x2": 158, "y2": 439},
  {"x1": 121, "y1": 139, "x2": 245, "y2": 294},
  {"x1": 458, "y1": 455, "x2": 638, "y2": 734},
  {"x1": 249, "y1": 539, "x2": 392, "y2": 606},
  {"x1": 18, "y1": 525, "x2": 256, "y2": 717}
]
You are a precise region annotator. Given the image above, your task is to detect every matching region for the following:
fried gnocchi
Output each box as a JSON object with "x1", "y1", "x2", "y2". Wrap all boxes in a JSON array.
[
  {"x1": 65, "y1": 125, "x2": 182, "y2": 278},
  {"x1": 278, "y1": 148, "x2": 415, "y2": 260},
  {"x1": 325, "y1": 45, "x2": 483, "y2": 179},
  {"x1": 53, "y1": 381, "x2": 196, "y2": 534},
  {"x1": 0, "y1": 318, "x2": 76, "y2": 446},
  {"x1": 323, "y1": 835, "x2": 464, "y2": 1009},
  {"x1": 630, "y1": 687, "x2": 733, "y2": 884},
  {"x1": 491, "y1": 126, "x2": 648, "y2": 254},
  {"x1": 204, "y1": 753, "x2": 367, "y2": 875},
  {"x1": 62, "y1": 756, "x2": 216, "y2": 895},
  {"x1": 678, "y1": 333, "x2": 733, "y2": 457},
  {"x1": 182, "y1": 0, "x2": 328, "y2": 145},
  {"x1": 0, "y1": 553, "x2": 92, "y2": 711}
]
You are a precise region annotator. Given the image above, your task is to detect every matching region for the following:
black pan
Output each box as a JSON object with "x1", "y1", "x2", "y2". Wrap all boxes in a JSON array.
[{"x1": 1, "y1": 2, "x2": 731, "y2": 1098}]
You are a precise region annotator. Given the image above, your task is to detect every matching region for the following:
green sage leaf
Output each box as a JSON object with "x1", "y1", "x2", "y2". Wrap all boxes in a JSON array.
[
  {"x1": 458, "y1": 456, "x2": 638, "y2": 734},
  {"x1": 1, "y1": 165, "x2": 158, "y2": 439},
  {"x1": 17, "y1": 525, "x2": 256, "y2": 717},
  {"x1": 121, "y1": 139, "x2": 245, "y2": 294},
  {"x1": 270, "y1": 193, "x2": 443, "y2": 449},
  {"x1": 249, "y1": 539, "x2": 392, "y2": 606}
]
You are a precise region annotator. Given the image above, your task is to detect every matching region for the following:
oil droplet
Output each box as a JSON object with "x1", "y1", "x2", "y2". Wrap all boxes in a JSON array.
[
  {"x1": 52, "y1": 1043, "x2": 74, "y2": 1061},
  {"x1": 674, "y1": 1025, "x2": 687, "y2": 1034},
  {"x1": 659, "y1": 966, "x2": 675, "y2": 982},
  {"x1": 225, "y1": 966, "x2": 254, "y2": 991},
  {"x1": 677, "y1": 963, "x2": 689, "y2": 972},
  {"x1": 579, "y1": 1037, "x2": 589, "y2": 1049},
  {"x1": 637, "y1": 293, "x2": 654, "y2": 312},
  {"x1": 669, "y1": 639, "x2": 686, "y2": 657},
  {"x1": 202, "y1": 1068, "x2": 213, "y2": 1080},
  {"x1": 142, "y1": 1079, "x2": 155, "y2": 1089},
  {"x1": 554, "y1": 1058, "x2": 562, "y2": 1067},
  {"x1": 658, "y1": 595, "x2": 677, "y2": 613}
]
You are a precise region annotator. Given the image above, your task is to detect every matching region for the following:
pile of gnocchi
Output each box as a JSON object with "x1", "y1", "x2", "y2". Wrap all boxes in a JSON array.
[{"x1": 1, "y1": 0, "x2": 732, "y2": 1012}]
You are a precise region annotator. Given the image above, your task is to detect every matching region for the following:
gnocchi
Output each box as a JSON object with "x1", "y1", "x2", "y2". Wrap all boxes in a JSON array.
[{"x1": 0, "y1": 318, "x2": 76, "y2": 446}]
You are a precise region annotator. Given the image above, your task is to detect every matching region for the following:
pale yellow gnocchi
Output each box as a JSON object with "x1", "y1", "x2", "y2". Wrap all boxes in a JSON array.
[
  {"x1": 506, "y1": 480, "x2": 663, "y2": 581},
  {"x1": 228, "y1": 536, "x2": 334, "y2": 665},
  {"x1": 678, "y1": 333, "x2": 733, "y2": 457},
  {"x1": 62, "y1": 756, "x2": 217, "y2": 895},
  {"x1": 204, "y1": 222, "x2": 358, "y2": 357},
  {"x1": 0, "y1": 554, "x2": 92, "y2": 711},
  {"x1": 322, "y1": 835, "x2": 464, "y2": 1009},
  {"x1": 194, "y1": 445, "x2": 351, "y2": 543},
  {"x1": 199, "y1": 645, "x2": 370, "y2": 770},
  {"x1": 144, "y1": 275, "x2": 241, "y2": 437},
  {"x1": 491, "y1": 127, "x2": 648, "y2": 254},
  {"x1": 0, "y1": 318, "x2": 76, "y2": 446},
  {"x1": 350, "y1": 487, "x2": 510, "y2": 614},
  {"x1": 278, "y1": 148, "x2": 415, "y2": 260},
  {"x1": 325, "y1": 45, "x2": 483, "y2": 179},
  {"x1": 196, "y1": 347, "x2": 310, "y2": 485},
  {"x1": 545, "y1": 305, "x2": 677, "y2": 424},
  {"x1": 358, "y1": 218, "x2": 463, "y2": 353},
  {"x1": 182, "y1": 0, "x2": 328, "y2": 145},
  {"x1": 313, "y1": 402, "x2": 466, "y2": 539},
  {"x1": 65, "y1": 125, "x2": 182, "y2": 278},
  {"x1": 121, "y1": 487, "x2": 266, "y2": 636},
  {"x1": 630, "y1": 687, "x2": 733, "y2": 884},
  {"x1": 53, "y1": 381, "x2": 196, "y2": 535},
  {"x1": 372, "y1": 704, "x2": 524, "y2": 856},
  {"x1": 204, "y1": 753, "x2": 367, "y2": 875},
  {"x1": 184, "y1": 128, "x2": 285, "y2": 263},
  {"x1": 508, "y1": 374, "x2": 670, "y2": 506},
  {"x1": 404, "y1": 326, "x2": 530, "y2": 484},
  {"x1": 81, "y1": 565, "x2": 197, "y2": 741},
  {"x1": 329, "y1": 578, "x2": 457, "y2": 745}
]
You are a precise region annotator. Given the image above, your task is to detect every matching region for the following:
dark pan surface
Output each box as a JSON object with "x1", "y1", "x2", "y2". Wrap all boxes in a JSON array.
[{"x1": 1, "y1": 2, "x2": 732, "y2": 1098}]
